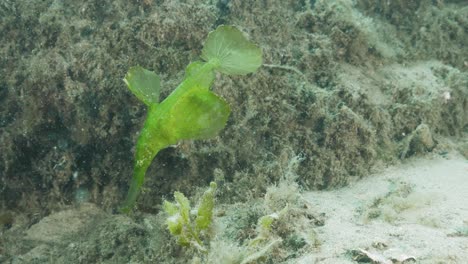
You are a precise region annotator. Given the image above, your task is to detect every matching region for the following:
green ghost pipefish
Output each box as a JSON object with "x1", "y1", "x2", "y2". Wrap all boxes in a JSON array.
[{"x1": 120, "y1": 25, "x2": 262, "y2": 213}]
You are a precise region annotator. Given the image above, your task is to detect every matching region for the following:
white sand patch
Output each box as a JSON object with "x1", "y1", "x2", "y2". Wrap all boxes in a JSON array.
[{"x1": 299, "y1": 155, "x2": 468, "y2": 263}]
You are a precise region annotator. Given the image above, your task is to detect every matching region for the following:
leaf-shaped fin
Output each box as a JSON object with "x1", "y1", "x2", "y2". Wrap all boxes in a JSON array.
[
  {"x1": 201, "y1": 25, "x2": 262, "y2": 75},
  {"x1": 184, "y1": 61, "x2": 215, "y2": 88},
  {"x1": 169, "y1": 88, "x2": 231, "y2": 140},
  {"x1": 124, "y1": 66, "x2": 161, "y2": 105}
]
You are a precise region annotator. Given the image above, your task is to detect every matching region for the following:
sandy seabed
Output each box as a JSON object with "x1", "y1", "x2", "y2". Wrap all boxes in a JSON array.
[{"x1": 299, "y1": 155, "x2": 468, "y2": 263}]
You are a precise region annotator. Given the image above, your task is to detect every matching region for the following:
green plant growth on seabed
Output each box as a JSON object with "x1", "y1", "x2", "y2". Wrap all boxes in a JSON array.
[
  {"x1": 164, "y1": 182, "x2": 217, "y2": 253},
  {"x1": 163, "y1": 182, "x2": 283, "y2": 263},
  {"x1": 120, "y1": 25, "x2": 262, "y2": 213}
]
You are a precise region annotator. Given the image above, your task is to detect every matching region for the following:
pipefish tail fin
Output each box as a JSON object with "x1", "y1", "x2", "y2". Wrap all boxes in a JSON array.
[{"x1": 201, "y1": 25, "x2": 262, "y2": 75}]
